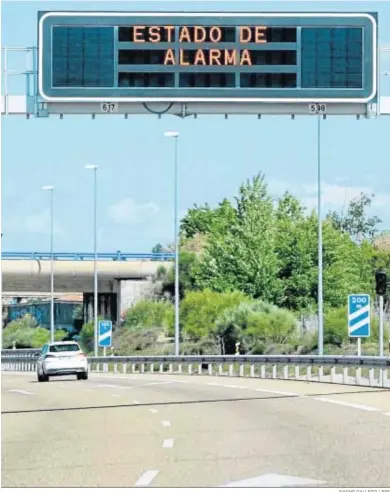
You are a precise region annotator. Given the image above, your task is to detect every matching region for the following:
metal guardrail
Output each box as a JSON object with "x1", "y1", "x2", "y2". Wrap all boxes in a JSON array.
[
  {"x1": 2, "y1": 352, "x2": 390, "y2": 388},
  {"x1": 2, "y1": 252, "x2": 174, "y2": 261}
]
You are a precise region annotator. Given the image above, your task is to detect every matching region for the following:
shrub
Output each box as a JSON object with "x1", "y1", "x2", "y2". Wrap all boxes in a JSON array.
[
  {"x1": 215, "y1": 300, "x2": 298, "y2": 354},
  {"x1": 323, "y1": 307, "x2": 347, "y2": 347},
  {"x1": 79, "y1": 321, "x2": 94, "y2": 353},
  {"x1": 124, "y1": 300, "x2": 173, "y2": 334},
  {"x1": 2, "y1": 315, "x2": 66, "y2": 349},
  {"x1": 112, "y1": 326, "x2": 161, "y2": 355},
  {"x1": 179, "y1": 289, "x2": 249, "y2": 341}
]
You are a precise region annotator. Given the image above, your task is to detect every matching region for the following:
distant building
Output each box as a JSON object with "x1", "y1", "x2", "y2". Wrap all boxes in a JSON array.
[{"x1": 4, "y1": 300, "x2": 83, "y2": 337}]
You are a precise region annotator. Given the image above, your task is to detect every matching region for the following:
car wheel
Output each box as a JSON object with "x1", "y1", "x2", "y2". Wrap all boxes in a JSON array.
[
  {"x1": 38, "y1": 372, "x2": 49, "y2": 382},
  {"x1": 77, "y1": 372, "x2": 88, "y2": 380}
]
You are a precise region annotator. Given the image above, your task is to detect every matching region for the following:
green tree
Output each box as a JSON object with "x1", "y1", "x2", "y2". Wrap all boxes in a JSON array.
[
  {"x1": 152, "y1": 243, "x2": 163, "y2": 254},
  {"x1": 193, "y1": 174, "x2": 282, "y2": 302},
  {"x1": 160, "y1": 251, "x2": 199, "y2": 299},
  {"x1": 274, "y1": 193, "x2": 316, "y2": 310},
  {"x1": 327, "y1": 192, "x2": 381, "y2": 244}
]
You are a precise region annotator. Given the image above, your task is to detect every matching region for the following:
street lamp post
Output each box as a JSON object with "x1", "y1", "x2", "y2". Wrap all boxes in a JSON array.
[
  {"x1": 164, "y1": 131, "x2": 180, "y2": 356},
  {"x1": 85, "y1": 165, "x2": 98, "y2": 357},
  {"x1": 42, "y1": 185, "x2": 55, "y2": 344}
]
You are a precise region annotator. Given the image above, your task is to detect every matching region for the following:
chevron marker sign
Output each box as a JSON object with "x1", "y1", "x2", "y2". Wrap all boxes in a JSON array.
[
  {"x1": 348, "y1": 294, "x2": 370, "y2": 338},
  {"x1": 98, "y1": 320, "x2": 112, "y2": 347}
]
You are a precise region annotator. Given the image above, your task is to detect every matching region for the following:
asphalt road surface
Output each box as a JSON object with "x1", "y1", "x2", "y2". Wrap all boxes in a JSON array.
[{"x1": 2, "y1": 371, "x2": 390, "y2": 488}]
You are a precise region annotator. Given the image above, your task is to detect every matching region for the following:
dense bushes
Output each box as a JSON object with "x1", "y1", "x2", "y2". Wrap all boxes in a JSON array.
[
  {"x1": 178, "y1": 289, "x2": 249, "y2": 341},
  {"x1": 215, "y1": 300, "x2": 298, "y2": 354},
  {"x1": 2, "y1": 314, "x2": 66, "y2": 349},
  {"x1": 124, "y1": 300, "x2": 173, "y2": 333}
]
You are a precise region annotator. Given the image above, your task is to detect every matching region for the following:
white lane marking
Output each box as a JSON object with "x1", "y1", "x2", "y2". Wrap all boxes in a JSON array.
[
  {"x1": 162, "y1": 438, "x2": 174, "y2": 448},
  {"x1": 161, "y1": 420, "x2": 171, "y2": 427},
  {"x1": 255, "y1": 388, "x2": 300, "y2": 397},
  {"x1": 111, "y1": 394, "x2": 120, "y2": 398},
  {"x1": 134, "y1": 470, "x2": 159, "y2": 487},
  {"x1": 92, "y1": 374, "x2": 190, "y2": 384},
  {"x1": 8, "y1": 389, "x2": 34, "y2": 395},
  {"x1": 133, "y1": 400, "x2": 141, "y2": 404},
  {"x1": 208, "y1": 382, "x2": 300, "y2": 396},
  {"x1": 149, "y1": 408, "x2": 158, "y2": 414},
  {"x1": 208, "y1": 383, "x2": 247, "y2": 389},
  {"x1": 314, "y1": 397, "x2": 378, "y2": 412},
  {"x1": 137, "y1": 381, "x2": 173, "y2": 388},
  {"x1": 95, "y1": 384, "x2": 125, "y2": 389},
  {"x1": 384, "y1": 412, "x2": 390, "y2": 417},
  {"x1": 221, "y1": 473, "x2": 325, "y2": 487}
]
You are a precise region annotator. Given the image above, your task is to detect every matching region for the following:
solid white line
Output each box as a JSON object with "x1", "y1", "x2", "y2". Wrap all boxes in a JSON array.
[
  {"x1": 207, "y1": 383, "x2": 247, "y2": 390},
  {"x1": 138, "y1": 381, "x2": 173, "y2": 388},
  {"x1": 314, "y1": 397, "x2": 378, "y2": 412},
  {"x1": 8, "y1": 389, "x2": 34, "y2": 395},
  {"x1": 149, "y1": 408, "x2": 158, "y2": 414},
  {"x1": 134, "y1": 470, "x2": 159, "y2": 487},
  {"x1": 133, "y1": 400, "x2": 140, "y2": 404},
  {"x1": 95, "y1": 384, "x2": 124, "y2": 389},
  {"x1": 163, "y1": 438, "x2": 174, "y2": 448},
  {"x1": 255, "y1": 388, "x2": 300, "y2": 397},
  {"x1": 161, "y1": 420, "x2": 171, "y2": 427}
]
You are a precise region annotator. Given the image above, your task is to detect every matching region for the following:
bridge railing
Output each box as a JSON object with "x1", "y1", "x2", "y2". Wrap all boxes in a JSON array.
[
  {"x1": 2, "y1": 351, "x2": 390, "y2": 388},
  {"x1": 2, "y1": 252, "x2": 175, "y2": 261}
]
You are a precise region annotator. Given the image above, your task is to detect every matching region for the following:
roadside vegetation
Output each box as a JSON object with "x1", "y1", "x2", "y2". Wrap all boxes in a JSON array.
[{"x1": 6, "y1": 173, "x2": 390, "y2": 355}]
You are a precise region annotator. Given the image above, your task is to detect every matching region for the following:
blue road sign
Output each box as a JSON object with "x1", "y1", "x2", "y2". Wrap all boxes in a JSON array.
[
  {"x1": 98, "y1": 320, "x2": 112, "y2": 347},
  {"x1": 348, "y1": 294, "x2": 370, "y2": 338}
]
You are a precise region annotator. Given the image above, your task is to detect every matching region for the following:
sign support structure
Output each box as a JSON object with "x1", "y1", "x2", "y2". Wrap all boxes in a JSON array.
[{"x1": 379, "y1": 295, "x2": 384, "y2": 357}]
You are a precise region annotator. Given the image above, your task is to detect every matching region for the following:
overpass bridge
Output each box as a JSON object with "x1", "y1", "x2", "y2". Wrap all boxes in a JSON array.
[{"x1": 1, "y1": 252, "x2": 174, "y2": 325}]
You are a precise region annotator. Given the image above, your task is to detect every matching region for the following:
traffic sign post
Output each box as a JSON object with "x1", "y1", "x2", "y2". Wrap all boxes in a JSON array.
[
  {"x1": 98, "y1": 320, "x2": 112, "y2": 348},
  {"x1": 348, "y1": 294, "x2": 370, "y2": 356}
]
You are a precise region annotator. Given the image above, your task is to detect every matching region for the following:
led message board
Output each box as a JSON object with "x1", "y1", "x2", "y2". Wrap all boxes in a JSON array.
[{"x1": 38, "y1": 12, "x2": 377, "y2": 103}]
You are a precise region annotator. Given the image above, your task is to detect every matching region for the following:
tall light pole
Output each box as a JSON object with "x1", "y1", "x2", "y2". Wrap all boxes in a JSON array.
[
  {"x1": 85, "y1": 164, "x2": 98, "y2": 356},
  {"x1": 42, "y1": 185, "x2": 55, "y2": 344},
  {"x1": 164, "y1": 131, "x2": 180, "y2": 356},
  {"x1": 317, "y1": 115, "x2": 324, "y2": 356}
]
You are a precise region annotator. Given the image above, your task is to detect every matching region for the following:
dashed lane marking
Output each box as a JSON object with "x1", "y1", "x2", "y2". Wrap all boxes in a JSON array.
[
  {"x1": 8, "y1": 389, "x2": 34, "y2": 395},
  {"x1": 149, "y1": 408, "x2": 158, "y2": 414},
  {"x1": 162, "y1": 438, "x2": 174, "y2": 448},
  {"x1": 134, "y1": 470, "x2": 159, "y2": 487},
  {"x1": 161, "y1": 420, "x2": 171, "y2": 427}
]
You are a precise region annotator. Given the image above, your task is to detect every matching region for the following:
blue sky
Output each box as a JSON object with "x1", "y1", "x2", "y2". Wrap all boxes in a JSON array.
[{"x1": 2, "y1": 0, "x2": 390, "y2": 253}]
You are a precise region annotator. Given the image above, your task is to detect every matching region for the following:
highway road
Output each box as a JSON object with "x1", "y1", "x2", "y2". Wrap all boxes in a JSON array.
[{"x1": 2, "y1": 372, "x2": 390, "y2": 488}]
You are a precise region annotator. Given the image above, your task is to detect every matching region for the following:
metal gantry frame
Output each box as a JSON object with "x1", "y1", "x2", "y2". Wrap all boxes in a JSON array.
[{"x1": 1, "y1": 45, "x2": 390, "y2": 117}]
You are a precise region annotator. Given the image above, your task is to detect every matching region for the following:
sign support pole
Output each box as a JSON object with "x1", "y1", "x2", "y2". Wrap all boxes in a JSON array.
[
  {"x1": 317, "y1": 114, "x2": 324, "y2": 356},
  {"x1": 357, "y1": 337, "x2": 361, "y2": 356},
  {"x1": 379, "y1": 295, "x2": 384, "y2": 357}
]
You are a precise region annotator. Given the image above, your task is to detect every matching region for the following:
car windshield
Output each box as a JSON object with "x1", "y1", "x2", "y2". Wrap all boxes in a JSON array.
[{"x1": 49, "y1": 344, "x2": 80, "y2": 353}]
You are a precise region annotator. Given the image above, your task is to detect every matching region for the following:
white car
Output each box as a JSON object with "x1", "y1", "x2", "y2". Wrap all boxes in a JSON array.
[{"x1": 37, "y1": 341, "x2": 88, "y2": 382}]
